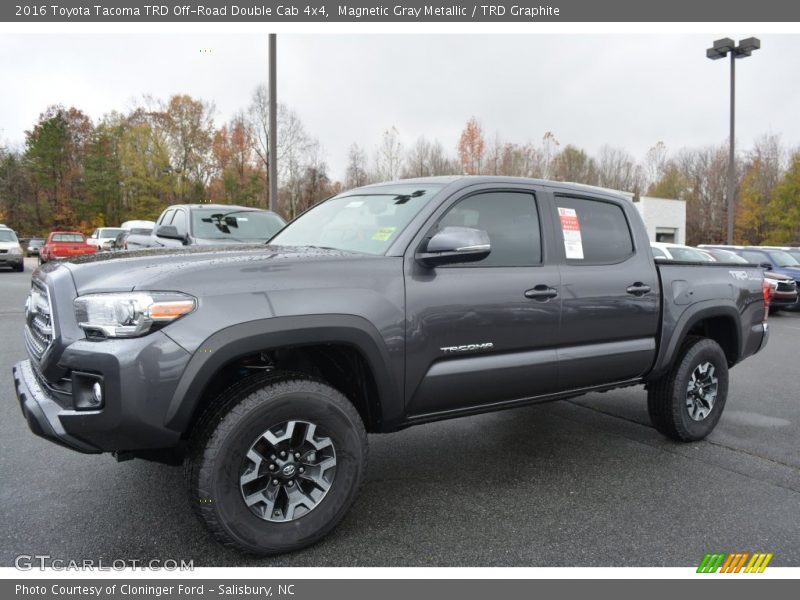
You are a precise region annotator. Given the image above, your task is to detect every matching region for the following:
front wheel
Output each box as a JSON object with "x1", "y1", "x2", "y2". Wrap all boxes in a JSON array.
[
  {"x1": 647, "y1": 336, "x2": 729, "y2": 441},
  {"x1": 187, "y1": 372, "x2": 368, "y2": 555}
]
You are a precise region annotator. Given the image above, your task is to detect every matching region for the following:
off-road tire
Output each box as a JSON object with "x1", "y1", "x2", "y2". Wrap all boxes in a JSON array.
[
  {"x1": 647, "y1": 336, "x2": 729, "y2": 441},
  {"x1": 186, "y1": 371, "x2": 368, "y2": 555}
]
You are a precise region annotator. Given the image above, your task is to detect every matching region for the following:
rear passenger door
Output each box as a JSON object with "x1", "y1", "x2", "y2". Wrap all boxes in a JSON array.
[{"x1": 553, "y1": 194, "x2": 660, "y2": 390}]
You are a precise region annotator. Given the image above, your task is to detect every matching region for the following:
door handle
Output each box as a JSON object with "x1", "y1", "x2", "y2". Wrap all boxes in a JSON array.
[
  {"x1": 525, "y1": 285, "x2": 558, "y2": 301},
  {"x1": 626, "y1": 283, "x2": 651, "y2": 296}
]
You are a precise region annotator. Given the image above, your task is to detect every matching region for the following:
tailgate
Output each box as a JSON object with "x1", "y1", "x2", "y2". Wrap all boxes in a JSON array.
[{"x1": 54, "y1": 243, "x2": 92, "y2": 256}]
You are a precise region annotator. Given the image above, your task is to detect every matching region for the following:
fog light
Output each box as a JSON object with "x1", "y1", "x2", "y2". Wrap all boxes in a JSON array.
[
  {"x1": 72, "y1": 372, "x2": 105, "y2": 410},
  {"x1": 91, "y1": 382, "x2": 103, "y2": 405}
]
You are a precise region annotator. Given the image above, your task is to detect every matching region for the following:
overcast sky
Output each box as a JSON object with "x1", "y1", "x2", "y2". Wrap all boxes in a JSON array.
[{"x1": 1, "y1": 33, "x2": 799, "y2": 179}]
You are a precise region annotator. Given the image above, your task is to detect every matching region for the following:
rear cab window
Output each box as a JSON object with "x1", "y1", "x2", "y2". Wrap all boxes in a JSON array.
[{"x1": 555, "y1": 196, "x2": 634, "y2": 264}]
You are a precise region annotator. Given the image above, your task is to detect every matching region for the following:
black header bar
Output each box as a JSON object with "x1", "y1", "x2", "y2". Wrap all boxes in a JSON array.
[{"x1": 4, "y1": 0, "x2": 800, "y2": 22}]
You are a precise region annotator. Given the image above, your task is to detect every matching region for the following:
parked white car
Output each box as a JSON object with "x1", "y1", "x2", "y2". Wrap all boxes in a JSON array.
[
  {"x1": 86, "y1": 227, "x2": 126, "y2": 251},
  {"x1": 0, "y1": 226, "x2": 25, "y2": 272},
  {"x1": 650, "y1": 242, "x2": 715, "y2": 262},
  {"x1": 120, "y1": 219, "x2": 156, "y2": 231}
]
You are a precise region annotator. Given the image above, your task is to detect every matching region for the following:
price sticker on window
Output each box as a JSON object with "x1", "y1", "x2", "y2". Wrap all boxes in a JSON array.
[{"x1": 558, "y1": 207, "x2": 584, "y2": 260}]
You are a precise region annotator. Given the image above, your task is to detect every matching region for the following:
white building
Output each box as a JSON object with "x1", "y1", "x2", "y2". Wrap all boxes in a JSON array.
[
  {"x1": 616, "y1": 192, "x2": 686, "y2": 245},
  {"x1": 632, "y1": 196, "x2": 686, "y2": 245}
]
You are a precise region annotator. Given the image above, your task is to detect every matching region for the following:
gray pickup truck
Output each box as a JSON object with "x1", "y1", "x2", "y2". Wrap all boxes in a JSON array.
[{"x1": 13, "y1": 176, "x2": 769, "y2": 555}]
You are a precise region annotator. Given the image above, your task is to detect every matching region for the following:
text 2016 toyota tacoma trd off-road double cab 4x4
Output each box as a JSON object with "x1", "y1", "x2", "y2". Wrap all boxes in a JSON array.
[{"x1": 13, "y1": 177, "x2": 770, "y2": 554}]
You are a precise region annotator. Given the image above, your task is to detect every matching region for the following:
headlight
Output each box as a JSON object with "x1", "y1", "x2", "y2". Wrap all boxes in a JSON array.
[
  {"x1": 74, "y1": 292, "x2": 196, "y2": 338},
  {"x1": 8, "y1": 245, "x2": 22, "y2": 255}
]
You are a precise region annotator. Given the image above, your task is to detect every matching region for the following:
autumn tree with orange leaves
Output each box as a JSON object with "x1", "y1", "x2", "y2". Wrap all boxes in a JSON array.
[{"x1": 457, "y1": 117, "x2": 485, "y2": 175}]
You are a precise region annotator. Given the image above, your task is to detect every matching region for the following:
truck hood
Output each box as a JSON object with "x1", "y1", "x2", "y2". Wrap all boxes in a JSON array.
[{"x1": 54, "y1": 244, "x2": 372, "y2": 294}]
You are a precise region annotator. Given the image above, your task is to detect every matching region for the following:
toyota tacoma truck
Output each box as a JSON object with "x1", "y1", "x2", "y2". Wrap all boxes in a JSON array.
[{"x1": 13, "y1": 177, "x2": 770, "y2": 555}]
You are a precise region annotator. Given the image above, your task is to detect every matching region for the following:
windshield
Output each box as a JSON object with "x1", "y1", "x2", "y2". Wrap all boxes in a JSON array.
[
  {"x1": 0, "y1": 230, "x2": 18, "y2": 242},
  {"x1": 708, "y1": 249, "x2": 748, "y2": 264},
  {"x1": 99, "y1": 228, "x2": 125, "y2": 238},
  {"x1": 191, "y1": 209, "x2": 285, "y2": 241},
  {"x1": 52, "y1": 233, "x2": 84, "y2": 242},
  {"x1": 667, "y1": 247, "x2": 713, "y2": 262},
  {"x1": 269, "y1": 184, "x2": 445, "y2": 255},
  {"x1": 767, "y1": 250, "x2": 799, "y2": 267},
  {"x1": 784, "y1": 249, "x2": 800, "y2": 262}
]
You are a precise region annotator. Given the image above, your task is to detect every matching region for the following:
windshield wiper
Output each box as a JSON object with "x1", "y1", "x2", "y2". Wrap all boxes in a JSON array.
[{"x1": 201, "y1": 210, "x2": 260, "y2": 234}]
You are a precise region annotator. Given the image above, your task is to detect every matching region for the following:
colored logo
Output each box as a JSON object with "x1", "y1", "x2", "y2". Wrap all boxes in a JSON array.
[{"x1": 697, "y1": 552, "x2": 773, "y2": 573}]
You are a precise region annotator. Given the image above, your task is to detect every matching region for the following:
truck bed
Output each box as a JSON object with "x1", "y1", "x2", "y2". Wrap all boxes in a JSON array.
[{"x1": 650, "y1": 260, "x2": 767, "y2": 379}]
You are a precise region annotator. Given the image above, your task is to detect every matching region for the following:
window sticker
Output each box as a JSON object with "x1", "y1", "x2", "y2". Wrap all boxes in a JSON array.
[
  {"x1": 558, "y1": 207, "x2": 584, "y2": 259},
  {"x1": 371, "y1": 227, "x2": 396, "y2": 241}
]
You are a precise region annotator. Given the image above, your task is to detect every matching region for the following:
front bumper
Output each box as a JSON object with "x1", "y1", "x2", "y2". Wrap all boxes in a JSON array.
[
  {"x1": 13, "y1": 360, "x2": 100, "y2": 453},
  {"x1": 14, "y1": 330, "x2": 193, "y2": 454},
  {"x1": 0, "y1": 255, "x2": 23, "y2": 267}
]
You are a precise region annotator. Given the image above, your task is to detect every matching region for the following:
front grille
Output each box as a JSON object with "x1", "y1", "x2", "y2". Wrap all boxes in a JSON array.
[
  {"x1": 0, "y1": 249, "x2": 7, "y2": 254},
  {"x1": 24, "y1": 279, "x2": 54, "y2": 362},
  {"x1": 777, "y1": 280, "x2": 797, "y2": 292}
]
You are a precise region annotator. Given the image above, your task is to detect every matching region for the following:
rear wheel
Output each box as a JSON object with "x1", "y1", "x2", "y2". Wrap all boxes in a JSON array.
[
  {"x1": 647, "y1": 336, "x2": 729, "y2": 441},
  {"x1": 187, "y1": 372, "x2": 368, "y2": 555}
]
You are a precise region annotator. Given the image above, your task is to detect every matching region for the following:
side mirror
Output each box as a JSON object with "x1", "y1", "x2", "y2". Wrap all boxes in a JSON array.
[
  {"x1": 416, "y1": 226, "x2": 491, "y2": 268},
  {"x1": 156, "y1": 225, "x2": 184, "y2": 241},
  {"x1": 760, "y1": 262, "x2": 773, "y2": 270}
]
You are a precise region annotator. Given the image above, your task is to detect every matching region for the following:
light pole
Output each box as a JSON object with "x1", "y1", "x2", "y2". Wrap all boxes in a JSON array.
[
  {"x1": 269, "y1": 33, "x2": 278, "y2": 214},
  {"x1": 706, "y1": 36, "x2": 760, "y2": 245}
]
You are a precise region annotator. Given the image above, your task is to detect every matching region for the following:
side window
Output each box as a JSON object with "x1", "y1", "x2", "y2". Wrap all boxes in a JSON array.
[
  {"x1": 437, "y1": 191, "x2": 541, "y2": 267},
  {"x1": 170, "y1": 209, "x2": 188, "y2": 236},
  {"x1": 556, "y1": 197, "x2": 634, "y2": 264},
  {"x1": 158, "y1": 209, "x2": 174, "y2": 227}
]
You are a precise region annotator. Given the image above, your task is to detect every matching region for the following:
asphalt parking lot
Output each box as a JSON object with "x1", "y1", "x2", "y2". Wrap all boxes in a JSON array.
[{"x1": 1, "y1": 257, "x2": 798, "y2": 567}]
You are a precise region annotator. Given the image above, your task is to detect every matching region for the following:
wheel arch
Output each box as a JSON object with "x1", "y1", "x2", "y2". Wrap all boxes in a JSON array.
[
  {"x1": 648, "y1": 301, "x2": 742, "y2": 381},
  {"x1": 165, "y1": 314, "x2": 399, "y2": 435}
]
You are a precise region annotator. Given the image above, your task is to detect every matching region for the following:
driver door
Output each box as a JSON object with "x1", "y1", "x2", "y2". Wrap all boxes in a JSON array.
[{"x1": 404, "y1": 188, "x2": 561, "y2": 417}]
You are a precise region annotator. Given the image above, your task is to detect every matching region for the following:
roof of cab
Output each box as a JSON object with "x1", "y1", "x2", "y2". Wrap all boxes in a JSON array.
[{"x1": 347, "y1": 175, "x2": 630, "y2": 201}]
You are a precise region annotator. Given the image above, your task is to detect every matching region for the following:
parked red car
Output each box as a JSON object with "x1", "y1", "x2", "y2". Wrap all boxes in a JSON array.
[{"x1": 39, "y1": 232, "x2": 97, "y2": 264}]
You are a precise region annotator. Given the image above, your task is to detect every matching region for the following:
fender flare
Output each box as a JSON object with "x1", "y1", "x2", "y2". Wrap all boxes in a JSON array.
[
  {"x1": 648, "y1": 300, "x2": 742, "y2": 380},
  {"x1": 164, "y1": 314, "x2": 398, "y2": 432}
]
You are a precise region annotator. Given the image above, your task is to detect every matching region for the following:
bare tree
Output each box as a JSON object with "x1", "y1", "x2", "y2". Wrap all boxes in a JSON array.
[
  {"x1": 374, "y1": 126, "x2": 403, "y2": 181},
  {"x1": 538, "y1": 131, "x2": 560, "y2": 180},
  {"x1": 643, "y1": 141, "x2": 668, "y2": 190},
  {"x1": 427, "y1": 140, "x2": 460, "y2": 175},
  {"x1": 248, "y1": 84, "x2": 272, "y2": 206},
  {"x1": 345, "y1": 143, "x2": 369, "y2": 188},
  {"x1": 403, "y1": 136, "x2": 433, "y2": 178},
  {"x1": 678, "y1": 144, "x2": 731, "y2": 245},
  {"x1": 596, "y1": 145, "x2": 644, "y2": 193}
]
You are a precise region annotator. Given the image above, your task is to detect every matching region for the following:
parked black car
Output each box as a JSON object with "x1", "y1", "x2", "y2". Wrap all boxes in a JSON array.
[
  {"x1": 26, "y1": 238, "x2": 45, "y2": 257},
  {"x1": 14, "y1": 177, "x2": 770, "y2": 556}
]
